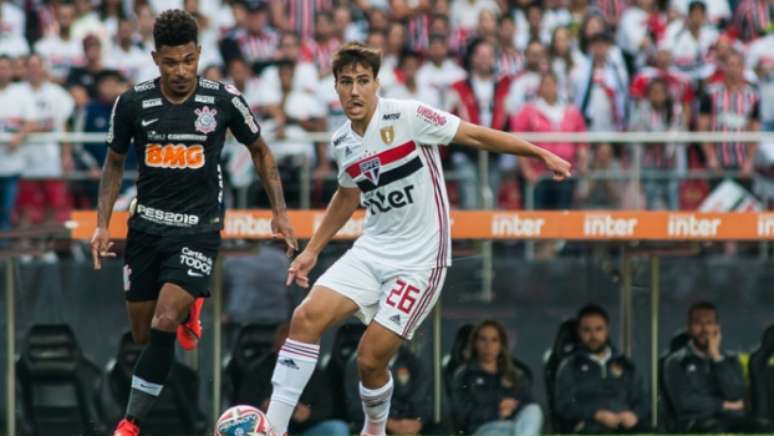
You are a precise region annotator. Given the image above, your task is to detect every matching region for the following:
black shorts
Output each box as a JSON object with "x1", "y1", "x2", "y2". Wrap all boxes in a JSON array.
[{"x1": 123, "y1": 228, "x2": 221, "y2": 302}]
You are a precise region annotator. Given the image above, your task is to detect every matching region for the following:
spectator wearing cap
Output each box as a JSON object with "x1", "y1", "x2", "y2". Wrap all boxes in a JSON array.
[
  {"x1": 34, "y1": 1, "x2": 85, "y2": 83},
  {"x1": 698, "y1": 50, "x2": 760, "y2": 180},
  {"x1": 451, "y1": 320, "x2": 543, "y2": 436},
  {"x1": 67, "y1": 34, "x2": 105, "y2": 104},
  {"x1": 416, "y1": 33, "x2": 467, "y2": 108},
  {"x1": 16, "y1": 54, "x2": 75, "y2": 259},
  {"x1": 555, "y1": 305, "x2": 649, "y2": 433},
  {"x1": 668, "y1": 0, "x2": 731, "y2": 26},
  {"x1": 447, "y1": 38, "x2": 512, "y2": 209},
  {"x1": 664, "y1": 302, "x2": 771, "y2": 432},
  {"x1": 575, "y1": 31, "x2": 629, "y2": 132},
  {"x1": 386, "y1": 49, "x2": 441, "y2": 107},
  {"x1": 220, "y1": 0, "x2": 278, "y2": 66},
  {"x1": 0, "y1": 55, "x2": 35, "y2": 236},
  {"x1": 661, "y1": 1, "x2": 719, "y2": 82}
]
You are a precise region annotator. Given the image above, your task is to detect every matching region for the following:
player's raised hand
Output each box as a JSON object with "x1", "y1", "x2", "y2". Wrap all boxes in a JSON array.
[
  {"x1": 286, "y1": 250, "x2": 318, "y2": 288},
  {"x1": 543, "y1": 152, "x2": 572, "y2": 181},
  {"x1": 271, "y1": 212, "x2": 298, "y2": 257},
  {"x1": 90, "y1": 227, "x2": 116, "y2": 270}
]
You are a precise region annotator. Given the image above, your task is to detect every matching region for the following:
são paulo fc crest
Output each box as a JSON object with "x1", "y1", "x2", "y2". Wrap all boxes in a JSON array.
[
  {"x1": 194, "y1": 106, "x2": 218, "y2": 134},
  {"x1": 360, "y1": 157, "x2": 381, "y2": 185}
]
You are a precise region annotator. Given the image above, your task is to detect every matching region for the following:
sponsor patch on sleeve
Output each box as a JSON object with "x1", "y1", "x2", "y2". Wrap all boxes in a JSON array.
[{"x1": 416, "y1": 105, "x2": 447, "y2": 126}]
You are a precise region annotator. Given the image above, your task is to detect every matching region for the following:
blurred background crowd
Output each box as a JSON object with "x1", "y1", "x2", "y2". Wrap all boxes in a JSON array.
[{"x1": 0, "y1": 0, "x2": 772, "y2": 243}]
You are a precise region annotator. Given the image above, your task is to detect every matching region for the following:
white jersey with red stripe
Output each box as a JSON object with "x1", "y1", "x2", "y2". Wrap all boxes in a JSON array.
[{"x1": 332, "y1": 98, "x2": 461, "y2": 270}]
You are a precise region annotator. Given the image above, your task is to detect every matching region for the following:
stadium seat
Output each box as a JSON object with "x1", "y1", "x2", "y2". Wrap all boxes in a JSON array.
[
  {"x1": 16, "y1": 324, "x2": 107, "y2": 435},
  {"x1": 543, "y1": 318, "x2": 578, "y2": 431},
  {"x1": 750, "y1": 324, "x2": 774, "y2": 421},
  {"x1": 441, "y1": 323, "x2": 473, "y2": 396},
  {"x1": 321, "y1": 323, "x2": 367, "y2": 420},
  {"x1": 223, "y1": 322, "x2": 280, "y2": 402},
  {"x1": 100, "y1": 331, "x2": 206, "y2": 435},
  {"x1": 658, "y1": 330, "x2": 689, "y2": 432}
]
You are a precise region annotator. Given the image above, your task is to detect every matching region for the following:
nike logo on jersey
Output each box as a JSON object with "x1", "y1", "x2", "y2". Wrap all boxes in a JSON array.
[
  {"x1": 187, "y1": 269, "x2": 204, "y2": 277},
  {"x1": 141, "y1": 118, "x2": 159, "y2": 127}
]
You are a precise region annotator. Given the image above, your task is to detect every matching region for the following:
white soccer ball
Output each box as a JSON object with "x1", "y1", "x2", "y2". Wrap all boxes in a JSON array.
[{"x1": 214, "y1": 405, "x2": 273, "y2": 436}]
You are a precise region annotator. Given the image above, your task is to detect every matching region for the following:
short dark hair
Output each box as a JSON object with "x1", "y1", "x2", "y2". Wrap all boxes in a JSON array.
[
  {"x1": 688, "y1": 0, "x2": 707, "y2": 13},
  {"x1": 153, "y1": 9, "x2": 198, "y2": 50},
  {"x1": 688, "y1": 301, "x2": 718, "y2": 322},
  {"x1": 577, "y1": 304, "x2": 610, "y2": 324},
  {"x1": 398, "y1": 48, "x2": 421, "y2": 67},
  {"x1": 331, "y1": 41, "x2": 381, "y2": 80}
]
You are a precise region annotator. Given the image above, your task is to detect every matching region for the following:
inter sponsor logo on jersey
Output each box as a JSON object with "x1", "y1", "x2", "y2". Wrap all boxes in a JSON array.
[
  {"x1": 667, "y1": 215, "x2": 721, "y2": 237},
  {"x1": 199, "y1": 78, "x2": 220, "y2": 90},
  {"x1": 416, "y1": 105, "x2": 446, "y2": 126},
  {"x1": 194, "y1": 94, "x2": 215, "y2": 104},
  {"x1": 194, "y1": 106, "x2": 218, "y2": 134},
  {"x1": 382, "y1": 112, "x2": 400, "y2": 120},
  {"x1": 142, "y1": 98, "x2": 162, "y2": 109},
  {"x1": 134, "y1": 80, "x2": 155, "y2": 92},
  {"x1": 583, "y1": 214, "x2": 638, "y2": 237},
  {"x1": 145, "y1": 143, "x2": 205, "y2": 169},
  {"x1": 231, "y1": 97, "x2": 259, "y2": 134}
]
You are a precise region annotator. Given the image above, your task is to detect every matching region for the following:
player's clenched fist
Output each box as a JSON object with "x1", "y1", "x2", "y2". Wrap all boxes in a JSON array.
[
  {"x1": 286, "y1": 250, "x2": 318, "y2": 288},
  {"x1": 90, "y1": 227, "x2": 116, "y2": 270}
]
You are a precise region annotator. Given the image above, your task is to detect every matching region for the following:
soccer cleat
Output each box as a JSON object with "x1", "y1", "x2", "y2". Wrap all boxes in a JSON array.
[
  {"x1": 113, "y1": 418, "x2": 140, "y2": 436},
  {"x1": 177, "y1": 297, "x2": 204, "y2": 350}
]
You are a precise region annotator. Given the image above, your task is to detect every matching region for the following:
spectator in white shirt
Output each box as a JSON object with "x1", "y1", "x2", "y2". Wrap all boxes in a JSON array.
[
  {"x1": 661, "y1": 1, "x2": 719, "y2": 81},
  {"x1": 449, "y1": 0, "x2": 500, "y2": 32},
  {"x1": 417, "y1": 33, "x2": 466, "y2": 108},
  {"x1": 575, "y1": 31, "x2": 629, "y2": 132},
  {"x1": 34, "y1": 2, "x2": 85, "y2": 83},
  {"x1": 16, "y1": 54, "x2": 76, "y2": 233},
  {"x1": 0, "y1": 55, "x2": 35, "y2": 234},
  {"x1": 617, "y1": 0, "x2": 663, "y2": 70},
  {"x1": 104, "y1": 18, "x2": 153, "y2": 84},
  {"x1": 0, "y1": 0, "x2": 25, "y2": 38},
  {"x1": 669, "y1": 0, "x2": 731, "y2": 26},
  {"x1": 386, "y1": 49, "x2": 441, "y2": 107},
  {"x1": 505, "y1": 40, "x2": 547, "y2": 115},
  {"x1": 549, "y1": 26, "x2": 584, "y2": 102}
]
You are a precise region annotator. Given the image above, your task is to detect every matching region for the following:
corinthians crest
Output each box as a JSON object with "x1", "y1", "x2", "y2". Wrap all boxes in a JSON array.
[
  {"x1": 380, "y1": 126, "x2": 395, "y2": 144},
  {"x1": 194, "y1": 106, "x2": 218, "y2": 134}
]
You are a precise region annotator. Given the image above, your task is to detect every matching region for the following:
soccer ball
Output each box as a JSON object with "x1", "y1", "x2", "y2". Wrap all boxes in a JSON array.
[{"x1": 215, "y1": 405, "x2": 273, "y2": 436}]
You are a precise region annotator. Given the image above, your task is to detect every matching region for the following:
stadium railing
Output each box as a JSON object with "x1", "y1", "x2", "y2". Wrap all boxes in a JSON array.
[{"x1": 3, "y1": 131, "x2": 774, "y2": 435}]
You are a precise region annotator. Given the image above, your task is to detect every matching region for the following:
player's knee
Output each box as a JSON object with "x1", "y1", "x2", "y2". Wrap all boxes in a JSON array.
[
  {"x1": 289, "y1": 304, "x2": 324, "y2": 341},
  {"x1": 151, "y1": 309, "x2": 182, "y2": 332},
  {"x1": 357, "y1": 350, "x2": 386, "y2": 377}
]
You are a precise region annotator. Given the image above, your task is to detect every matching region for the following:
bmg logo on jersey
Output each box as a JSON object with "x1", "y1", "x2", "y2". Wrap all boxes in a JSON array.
[
  {"x1": 363, "y1": 185, "x2": 415, "y2": 214},
  {"x1": 180, "y1": 246, "x2": 212, "y2": 277},
  {"x1": 145, "y1": 143, "x2": 205, "y2": 169}
]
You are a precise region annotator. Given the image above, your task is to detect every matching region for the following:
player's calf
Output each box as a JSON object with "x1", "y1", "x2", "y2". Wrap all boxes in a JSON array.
[{"x1": 356, "y1": 323, "x2": 403, "y2": 436}]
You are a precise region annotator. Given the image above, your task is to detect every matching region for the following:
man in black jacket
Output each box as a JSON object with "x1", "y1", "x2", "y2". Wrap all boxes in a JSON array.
[
  {"x1": 555, "y1": 305, "x2": 649, "y2": 433},
  {"x1": 664, "y1": 301, "x2": 768, "y2": 432}
]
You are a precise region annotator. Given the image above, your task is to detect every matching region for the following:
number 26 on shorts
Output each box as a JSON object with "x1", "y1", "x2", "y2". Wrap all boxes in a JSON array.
[{"x1": 386, "y1": 279, "x2": 420, "y2": 314}]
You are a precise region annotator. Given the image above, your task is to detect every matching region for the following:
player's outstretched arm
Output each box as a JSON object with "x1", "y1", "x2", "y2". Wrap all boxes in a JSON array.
[
  {"x1": 286, "y1": 186, "x2": 360, "y2": 288},
  {"x1": 452, "y1": 121, "x2": 573, "y2": 180},
  {"x1": 90, "y1": 148, "x2": 126, "y2": 270},
  {"x1": 246, "y1": 136, "x2": 298, "y2": 256}
]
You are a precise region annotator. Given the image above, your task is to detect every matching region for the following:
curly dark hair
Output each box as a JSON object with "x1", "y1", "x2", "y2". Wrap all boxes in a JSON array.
[{"x1": 153, "y1": 9, "x2": 198, "y2": 50}]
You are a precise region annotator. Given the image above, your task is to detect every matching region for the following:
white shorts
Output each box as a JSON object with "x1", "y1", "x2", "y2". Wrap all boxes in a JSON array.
[{"x1": 315, "y1": 249, "x2": 447, "y2": 340}]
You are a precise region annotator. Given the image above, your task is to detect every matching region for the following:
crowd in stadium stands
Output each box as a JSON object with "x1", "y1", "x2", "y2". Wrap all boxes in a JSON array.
[
  {"x1": 212, "y1": 298, "x2": 774, "y2": 434},
  {"x1": 0, "y1": 0, "x2": 772, "y2": 245}
]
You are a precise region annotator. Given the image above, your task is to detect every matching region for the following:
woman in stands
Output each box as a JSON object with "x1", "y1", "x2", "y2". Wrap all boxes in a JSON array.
[{"x1": 451, "y1": 320, "x2": 543, "y2": 436}]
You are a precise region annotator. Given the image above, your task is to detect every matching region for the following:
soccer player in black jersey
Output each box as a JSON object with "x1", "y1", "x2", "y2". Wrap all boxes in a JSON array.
[{"x1": 89, "y1": 10, "x2": 297, "y2": 436}]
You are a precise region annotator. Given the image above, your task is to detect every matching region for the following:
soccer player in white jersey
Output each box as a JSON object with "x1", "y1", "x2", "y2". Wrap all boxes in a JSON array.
[{"x1": 266, "y1": 42, "x2": 571, "y2": 436}]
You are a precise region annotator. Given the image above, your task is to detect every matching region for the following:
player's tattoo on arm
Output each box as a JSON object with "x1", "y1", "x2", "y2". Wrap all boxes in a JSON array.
[
  {"x1": 96, "y1": 149, "x2": 127, "y2": 228},
  {"x1": 248, "y1": 137, "x2": 288, "y2": 213}
]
